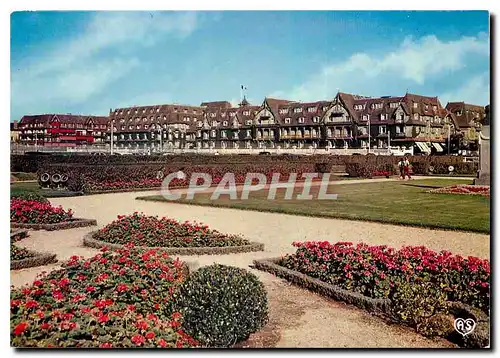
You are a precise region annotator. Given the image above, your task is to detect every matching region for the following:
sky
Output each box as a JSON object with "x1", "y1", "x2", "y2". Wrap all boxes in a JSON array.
[{"x1": 10, "y1": 11, "x2": 490, "y2": 121}]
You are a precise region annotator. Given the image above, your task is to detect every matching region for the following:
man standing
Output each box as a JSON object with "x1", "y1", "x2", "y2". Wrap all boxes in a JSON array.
[{"x1": 398, "y1": 157, "x2": 406, "y2": 179}]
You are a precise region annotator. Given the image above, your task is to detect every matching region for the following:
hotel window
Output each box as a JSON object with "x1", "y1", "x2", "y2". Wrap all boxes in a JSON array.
[
  {"x1": 144, "y1": 125, "x2": 149, "y2": 129},
  {"x1": 380, "y1": 114, "x2": 386, "y2": 120},
  {"x1": 223, "y1": 121, "x2": 228, "y2": 126},
  {"x1": 197, "y1": 122, "x2": 202, "y2": 127},
  {"x1": 425, "y1": 105, "x2": 429, "y2": 110},
  {"x1": 294, "y1": 107, "x2": 303, "y2": 113},
  {"x1": 211, "y1": 130, "x2": 216, "y2": 137},
  {"x1": 142, "y1": 109, "x2": 146, "y2": 113},
  {"x1": 229, "y1": 112, "x2": 236, "y2": 117},
  {"x1": 308, "y1": 107, "x2": 316, "y2": 113},
  {"x1": 379, "y1": 125, "x2": 387, "y2": 134},
  {"x1": 313, "y1": 117, "x2": 319, "y2": 123},
  {"x1": 127, "y1": 110, "x2": 131, "y2": 114},
  {"x1": 129, "y1": 125, "x2": 133, "y2": 130},
  {"x1": 221, "y1": 131, "x2": 227, "y2": 138},
  {"x1": 143, "y1": 117, "x2": 147, "y2": 122},
  {"x1": 414, "y1": 113, "x2": 419, "y2": 120},
  {"x1": 322, "y1": 106, "x2": 328, "y2": 111},
  {"x1": 246, "y1": 130, "x2": 251, "y2": 137},
  {"x1": 298, "y1": 117, "x2": 305, "y2": 124},
  {"x1": 156, "y1": 108, "x2": 160, "y2": 112},
  {"x1": 279, "y1": 108, "x2": 288, "y2": 114},
  {"x1": 210, "y1": 113, "x2": 216, "y2": 118},
  {"x1": 221, "y1": 112, "x2": 226, "y2": 117},
  {"x1": 243, "y1": 110, "x2": 250, "y2": 116},
  {"x1": 413, "y1": 102, "x2": 418, "y2": 108},
  {"x1": 433, "y1": 105, "x2": 437, "y2": 111},
  {"x1": 246, "y1": 120, "x2": 252, "y2": 125},
  {"x1": 284, "y1": 118, "x2": 291, "y2": 124},
  {"x1": 212, "y1": 121, "x2": 217, "y2": 127},
  {"x1": 396, "y1": 126, "x2": 401, "y2": 134},
  {"x1": 362, "y1": 115, "x2": 369, "y2": 121},
  {"x1": 136, "y1": 125, "x2": 140, "y2": 129},
  {"x1": 390, "y1": 102, "x2": 398, "y2": 109},
  {"x1": 121, "y1": 126, "x2": 125, "y2": 130}
]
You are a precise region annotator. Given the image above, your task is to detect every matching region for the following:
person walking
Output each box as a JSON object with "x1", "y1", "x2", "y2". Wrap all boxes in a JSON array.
[
  {"x1": 398, "y1": 157, "x2": 406, "y2": 179},
  {"x1": 403, "y1": 156, "x2": 412, "y2": 180}
]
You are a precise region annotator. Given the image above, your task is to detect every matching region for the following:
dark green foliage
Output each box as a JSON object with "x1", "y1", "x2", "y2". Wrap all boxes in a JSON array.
[
  {"x1": 174, "y1": 264, "x2": 268, "y2": 347},
  {"x1": 10, "y1": 191, "x2": 49, "y2": 204}
]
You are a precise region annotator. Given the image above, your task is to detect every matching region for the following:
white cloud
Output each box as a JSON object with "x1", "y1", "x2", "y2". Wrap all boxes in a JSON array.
[
  {"x1": 440, "y1": 73, "x2": 490, "y2": 106},
  {"x1": 274, "y1": 32, "x2": 489, "y2": 102},
  {"x1": 11, "y1": 12, "x2": 199, "y2": 118}
]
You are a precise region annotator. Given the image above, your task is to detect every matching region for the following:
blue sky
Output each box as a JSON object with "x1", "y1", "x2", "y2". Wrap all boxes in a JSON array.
[{"x1": 10, "y1": 11, "x2": 489, "y2": 121}]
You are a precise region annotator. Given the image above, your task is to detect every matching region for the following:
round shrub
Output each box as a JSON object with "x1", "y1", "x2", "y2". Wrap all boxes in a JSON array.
[
  {"x1": 10, "y1": 191, "x2": 49, "y2": 204},
  {"x1": 174, "y1": 264, "x2": 268, "y2": 347}
]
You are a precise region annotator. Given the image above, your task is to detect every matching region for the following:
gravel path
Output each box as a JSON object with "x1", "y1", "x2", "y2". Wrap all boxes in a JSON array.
[{"x1": 11, "y1": 181, "x2": 488, "y2": 348}]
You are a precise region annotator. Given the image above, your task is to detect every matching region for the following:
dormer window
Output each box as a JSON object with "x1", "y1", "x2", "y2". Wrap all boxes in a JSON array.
[
  {"x1": 413, "y1": 102, "x2": 418, "y2": 108},
  {"x1": 142, "y1": 109, "x2": 145, "y2": 113},
  {"x1": 294, "y1": 107, "x2": 303, "y2": 113},
  {"x1": 156, "y1": 108, "x2": 160, "y2": 112},
  {"x1": 390, "y1": 102, "x2": 398, "y2": 109},
  {"x1": 380, "y1": 114, "x2": 386, "y2": 120},
  {"x1": 246, "y1": 120, "x2": 252, "y2": 125},
  {"x1": 229, "y1": 112, "x2": 236, "y2": 117},
  {"x1": 210, "y1": 113, "x2": 216, "y2": 118},
  {"x1": 284, "y1": 118, "x2": 291, "y2": 124},
  {"x1": 362, "y1": 114, "x2": 369, "y2": 121},
  {"x1": 308, "y1": 107, "x2": 316, "y2": 113},
  {"x1": 197, "y1": 122, "x2": 202, "y2": 127},
  {"x1": 322, "y1": 106, "x2": 328, "y2": 112},
  {"x1": 143, "y1": 117, "x2": 147, "y2": 122},
  {"x1": 223, "y1": 121, "x2": 228, "y2": 126},
  {"x1": 433, "y1": 105, "x2": 438, "y2": 112},
  {"x1": 221, "y1": 113, "x2": 226, "y2": 117},
  {"x1": 212, "y1": 121, "x2": 217, "y2": 127},
  {"x1": 313, "y1": 117, "x2": 319, "y2": 123},
  {"x1": 279, "y1": 108, "x2": 288, "y2": 114},
  {"x1": 298, "y1": 117, "x2": 305, "y2": 124},
  {"x1": 243, "y1": 110, "x2": 250, "y2": 116}
]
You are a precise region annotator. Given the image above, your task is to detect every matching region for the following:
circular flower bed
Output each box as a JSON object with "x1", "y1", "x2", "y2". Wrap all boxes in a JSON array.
[
  {"x1": 11, "y1": 199, "x2": 73, "y2": 224},
  {"x1": 10, "y1": 230, "x2": 57, "y2": 270},
  {"x1": 86, "y1": 213, "x2": 264, "y2": 255},
  {"x1": 428, "y1": 185, "x2": 490, "y2": 197},
  {"x1": 11, "y1": 246, "x2": 199, "y2": 348}
]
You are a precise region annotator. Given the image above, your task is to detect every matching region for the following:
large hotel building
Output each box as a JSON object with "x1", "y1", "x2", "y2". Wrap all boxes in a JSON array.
[{"x1": 15, "y1": 91, "x2": 486, "y2": 153}]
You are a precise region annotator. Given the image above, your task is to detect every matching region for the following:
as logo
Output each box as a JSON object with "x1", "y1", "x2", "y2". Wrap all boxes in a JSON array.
[{"x1": 454, "y1": 318, "x2": 476, "y2": 336}]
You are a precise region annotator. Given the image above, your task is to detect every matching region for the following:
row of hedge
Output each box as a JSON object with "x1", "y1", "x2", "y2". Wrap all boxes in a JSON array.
[{"x1": 13, "y1": 153, "x2": 470, "y2": 173}]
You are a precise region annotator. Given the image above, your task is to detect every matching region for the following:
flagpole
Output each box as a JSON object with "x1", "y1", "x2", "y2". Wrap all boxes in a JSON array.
[{"x1": 240, "y1": 86, "x2": 243, "y2": 104}]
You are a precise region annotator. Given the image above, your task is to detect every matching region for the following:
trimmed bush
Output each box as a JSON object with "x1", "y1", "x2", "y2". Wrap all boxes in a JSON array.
[
  {"x1": 10, "y1": 191, "x2": 49, "y2": 204},
  {"x1": 174, "y1": 264, "x2": 268, "y2": 347}
]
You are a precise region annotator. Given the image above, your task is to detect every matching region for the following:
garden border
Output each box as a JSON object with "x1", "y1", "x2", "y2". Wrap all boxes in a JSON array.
[
  {"x1": 83, "y1": 231, "x2": 265, "y2": 255},
  {"x1": 11, "y1": 218, "x2": 97, "y2": 231},
  {"x1": 253, "y1": 257, "x2": 391, "y2": 315},
  {"x1": 11, "y1": 250, "x2": 57, "y2": 270}
]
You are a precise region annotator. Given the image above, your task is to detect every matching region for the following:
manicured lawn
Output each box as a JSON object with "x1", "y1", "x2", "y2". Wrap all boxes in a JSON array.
[
  {"x1": 10, "y1": 181, "x2": 82, "y2": 198},
  {"x1": 137, "y1": 179, "x2": 490, "y2": 233}
]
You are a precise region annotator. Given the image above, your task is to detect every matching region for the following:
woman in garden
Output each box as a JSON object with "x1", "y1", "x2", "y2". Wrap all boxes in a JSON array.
[{"x1": 403, "y1": 156, "x2": 412, "y2": 180}]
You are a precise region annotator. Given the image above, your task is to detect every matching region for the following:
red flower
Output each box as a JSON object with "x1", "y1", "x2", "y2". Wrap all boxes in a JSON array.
[
  {"x1": 98, "y1": 314, "x2": 110, "y2": 323},
  {"x1": 116, "y1": 283, "x2": 128, "y2": 293},
  {"x1": 158, "y1": 338, "x2": 167, "y2": 348},
  {"x1": 100, "y1": 343, "x2": 113, "y2": 348},
  {"x1": 86, "y1": 286, "x2": 96, "y2": 292},
  {"x1": 40, "y1": 322, "x2": 51, "y2": 330},
  {"x1": 13, "y1": 322, "x2": 28, "y2": 335},
  {"x1": 131, "y1": 334, "x2": 145, "y2": 346},
  {"x1": 145, "y1": 331, "x2": 156, "y2": 340}
]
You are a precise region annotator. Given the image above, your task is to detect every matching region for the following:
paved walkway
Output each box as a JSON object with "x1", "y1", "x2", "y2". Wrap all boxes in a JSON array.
[{"x1": 11, "y1": 180, "x2": 487, "y2": 348}]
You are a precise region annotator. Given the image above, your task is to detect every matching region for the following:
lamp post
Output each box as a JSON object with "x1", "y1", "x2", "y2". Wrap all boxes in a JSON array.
[
  {"x1": 110, "y1": 120, "x2": 115, "y2": 155},
  {"x1": 368, "y1": 117, "x2": 371, "y2": 154},
  {"x1": 447, "y1": 124, "x2": 451, "y2": 155}
]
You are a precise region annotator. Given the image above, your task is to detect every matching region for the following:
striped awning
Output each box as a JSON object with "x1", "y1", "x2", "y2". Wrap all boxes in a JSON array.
[
  {"x1": 416, "y1": 142, "x2": 431, "y2": 153},
  {"x1": 432, "y1": 143, "x2": 444, "y2": 152}
]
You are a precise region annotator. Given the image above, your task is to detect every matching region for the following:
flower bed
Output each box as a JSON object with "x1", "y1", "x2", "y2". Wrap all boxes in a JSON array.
[
  {"x1": 255, "y1": 241, "x2": 490, "y2": 347},
  {"x1": 11, "y1": 246, "x2": 199, "y2": 348},
  {"x1": 10, "y1": 199, "x2": 97, "y2": 230},
  {"x1": 275, "y1": 241, "x2": 489, "y2": 312},
  {"x1": 10, "y1": 230, "x2": 57, "y2": 270},
  {"x1": 11, "y1": 199, "x2": 73, "y2": 224},
  {"x1": 85, "y1": 213, "x2": 264, "y2": 255},
  {"x1": 428, "y1": 185, "x2": 490, "y2": 197}
]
